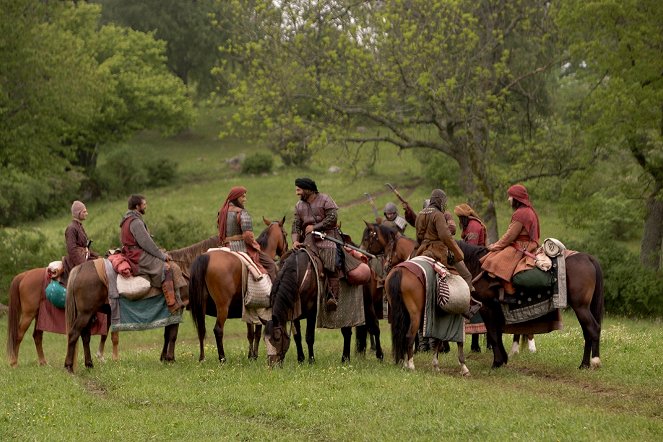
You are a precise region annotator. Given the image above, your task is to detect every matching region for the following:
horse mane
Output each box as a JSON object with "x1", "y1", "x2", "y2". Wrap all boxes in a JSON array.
[
  {"x1": 256, "y1": 224, "x2": 272, "y2": 249},
  {"x1": 270, "y1": 250, "x2": 304, "y2": 325},
  {"x1": 169, "y1": 235, "x2": 219, "y2": 269},
  {"x1": 456, "y1": 240, "x2": 487, "y2": 276}
]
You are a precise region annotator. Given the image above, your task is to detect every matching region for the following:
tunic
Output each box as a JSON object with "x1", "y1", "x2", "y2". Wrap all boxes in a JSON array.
[
  {"x1": 461, "y1": 218, "x2": 487, "y2": 246},
  {"x1": 414, "y1": 207, "x2": 464, "y2": 266},
  {"x1": 120, "y1": 210, "x2": 168, "y2": 287},
  {"x1": 63, "y1": 219, "x2": 99, "y2": 275}
]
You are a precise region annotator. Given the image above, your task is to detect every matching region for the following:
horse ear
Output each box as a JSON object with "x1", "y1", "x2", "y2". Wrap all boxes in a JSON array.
[
  {"x1": 363, "y1": 220, "x2": 370, "y2": 228},
  {"x1": 263, "y1": 216, "x2": 270, "y2": 226},
  {"x1": 280, "y1": 215, "x2": 286, "y2": 226}
]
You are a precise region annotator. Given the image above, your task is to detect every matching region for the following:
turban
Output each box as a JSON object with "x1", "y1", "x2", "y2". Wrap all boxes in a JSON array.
[
  {"x1": 295, "y1": 177, "x2": 318, "y2": 192},
  {"x1": 507, "y1": 184, "x2": 532, "y2": 207},
  {"x1": 71, "y1": 201, "x2": 86, "y2": 220},
  {"x1": 218, "y1": 186, "x2": 247, "y2": 243}
]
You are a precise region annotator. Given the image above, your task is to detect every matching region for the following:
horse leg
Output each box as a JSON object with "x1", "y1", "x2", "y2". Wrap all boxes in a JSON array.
[
  {"x1": 370, "y1": 333, "x2": 376, "y2": 352},
  {"x1": 573, "y1": 306, "x2": 601, "y2": 369},
  {"x1": 97, "y1": 333, "x2": 107, "y2": 362},
  {"x1": 247, "y1": 324, "x2": 257, "y2": 360},
  {"x1": 11, "y1": 312, "x2": 37, "y2": 367},
  {"x1": 431, "y1": 338, "x2": 441, "y2": 371},
  {"x1": 254, "y1": 324, "x2": 262, "y2": 360},
  {"x1": 293, "y1": 320, "x2": 305, "y2": 363},
  {"x1": 81, "y1": 326, "x2": 93, "y2": 368},
  {"x1": 111, "y1": 331, "x2": 120, "y2": 361},
  {"x1": 341, "y1": 327, "x2": 352, "y2": 363},
  {"x1": 32, "y1": 328, "x2": 47, "y2": 366},
  {"x1": 212, "y1": 318, "x2": 227, "y2": 363},
  {"x1": 510, "y1": 334, "x2": 521, "y2": 356},
  {"x1": 481, "y1": 303, "x2": 508, "y2": 368},
  {"x1": 161, "y1": 324, "x2": 178, "y2": 362},
  {"x1": 457, "y1": 341, "x2": 470, "y2": 376},
  {"x1": 368, "y1": 317, "x2": 383, "y2": 361},
  {"x1": 527, "y1": 334, "x2": 536, "y2": 353},
  {"x1": 305, "y1": 316, "x2": 316, "y2": 364},
  {"x1": 471, "y1": 334, "x2": 481, "y2": 353},
  {"x1": 355, "y1": 325, "x2": 368, "y2": 355}
]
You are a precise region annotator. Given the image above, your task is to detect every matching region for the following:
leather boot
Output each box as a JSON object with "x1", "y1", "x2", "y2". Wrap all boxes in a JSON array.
[
  {"x1": 326, "y1": 277, "x2": 340, "y2": 311},
  {"x1": 162, "y1": 279, "x2": 180, "y2": 314}
]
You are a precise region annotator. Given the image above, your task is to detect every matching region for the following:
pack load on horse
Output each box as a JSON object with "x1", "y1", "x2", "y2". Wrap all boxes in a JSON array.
[{"x1": 188, "y1": 215, "x2": 288, "y2": 363}]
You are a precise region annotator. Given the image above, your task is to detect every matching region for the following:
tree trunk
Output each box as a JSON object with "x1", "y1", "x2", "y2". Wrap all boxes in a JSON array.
[{"x1": 640, "y1": 187, "x2": 663, "y2": 271}]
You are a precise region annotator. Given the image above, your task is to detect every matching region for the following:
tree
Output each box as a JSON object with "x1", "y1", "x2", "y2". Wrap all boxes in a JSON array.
[
  {"x1": 219, "y1": 0, "x2": 576, "y2": 239},
  {"x1": 557, "y1": 0, "x2": 663, "y2": 270}
]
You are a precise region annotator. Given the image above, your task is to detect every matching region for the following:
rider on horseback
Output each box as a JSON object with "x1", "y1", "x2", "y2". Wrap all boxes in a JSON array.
[
  {"x1": 63, "y1": 200, "x2": 100, "y2": 283},
  {"x1": 291, "y1": 177, "x2": 362, "y2": 311},
  {"x1": 379, "y1": 202, "x2": 409, "y2": 235},
  {"x1": 480, "y1": 184, "x2": 541, "y2": 303},
  {"x1": 217, "y1": 186, "x2": 277, "y2": 282},
  {"x1": 120, "y1": 195, "x2": 183, "y2": 314}
]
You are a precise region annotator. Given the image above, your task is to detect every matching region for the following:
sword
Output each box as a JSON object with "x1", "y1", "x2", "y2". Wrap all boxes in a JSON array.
[
  {"x1": 313, "y1": 231, "x2": 377, "y2": 259},
  {"x1": 385, "y1": 183, "x2": 408, "y2": 205}
]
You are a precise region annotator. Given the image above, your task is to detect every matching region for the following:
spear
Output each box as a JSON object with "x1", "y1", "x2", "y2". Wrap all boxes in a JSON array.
[
  {"x1": 313, "y1": 231, "x2": 377, "y2": 259},
  {"x1": 364, "y1": 192, "x2": 379, "y2": 219}
]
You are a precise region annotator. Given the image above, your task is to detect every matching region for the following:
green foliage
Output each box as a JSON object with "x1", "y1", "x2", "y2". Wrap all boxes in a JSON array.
[
  {"x1": 148, "y1": 215, "x2": 208, "y2": 251},
  {"x1": 241, "y1": 152, "x2": 274, "y2": 175},
  {"x1": 570, "y1": 238, "x2": 663, "y2": 317},
  {"x1": 0, "y1": 229, "x2": 60, "y2": 304},
  {"x1": 91, "y1": 146, "x2": 178, "y2": 197},
  {"x1": 416, "y1": 150, "x2": 461, "y2": 194}
]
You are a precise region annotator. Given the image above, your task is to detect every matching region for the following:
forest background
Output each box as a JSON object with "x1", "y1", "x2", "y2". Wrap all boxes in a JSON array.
[{"x1": 0, "y1": 0, "x2": 662, "y2": 317}]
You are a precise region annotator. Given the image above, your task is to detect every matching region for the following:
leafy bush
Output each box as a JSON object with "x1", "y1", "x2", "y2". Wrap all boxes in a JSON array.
[
  {"x1": 0, "y1": 229, "x2": 60, "y2": 305},
  {"x1": 241, "y1": 152, "x2": 273, "y2": 175},
  {"x1": 92, "y1": 146, "x2": 178, "y2": 197},
  {"x1": 147, "y1": 215, "x2": 210, "y2": 251},
  {"x1": 569, "y1": 238, "x2": 663, "y2": 318},
  {"x1": 415, "y1": 149, "x2": 461, "y2": 194}
]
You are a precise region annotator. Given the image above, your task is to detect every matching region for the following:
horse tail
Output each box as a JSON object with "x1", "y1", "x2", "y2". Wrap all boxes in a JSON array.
[
  {"x1": 589, "y1": 254, "x2": 605, "y2": 326},
  {"x1": 65, "y1": 265, "x2": 80, "y2": 334},
  {"x1": 6, "y1": 272, "x2": 24, "y2": 363},
  {"x1": 387, "y1": 268, "x2": 409, "y2": 364},
  {"x1": 189, "y1": 253, "x2": 210, "y2": 343}
]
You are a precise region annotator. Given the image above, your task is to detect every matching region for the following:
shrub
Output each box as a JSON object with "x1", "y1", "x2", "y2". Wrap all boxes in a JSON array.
[
  {"x1": 241, "y1": 152, "x2": 273, "y2": 175},
  {"x1": 147, "y1": 215, "x2": 210, "y2": 251},
  {"x1": 569, "y1": 238, "x2": 663, "y2": 318}
]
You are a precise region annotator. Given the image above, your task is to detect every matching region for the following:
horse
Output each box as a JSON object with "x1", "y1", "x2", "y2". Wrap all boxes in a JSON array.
[
  {"x1": 361, "y1": 222, "x2": 536, "y2": 355},
  {"x1": 264, "y1": 246, "x2": 384, "y2": 366},
  {"x1": 64, "y1": 235, "x2": 218, "y2": 372},
  {"x1": 6, "y1": 266, "x2": 117, "y2": 367},
  {"x1": 384, "y1": 263, "x2": 470, "y2": 375},
  {"x1": 457, "y1": 240, "x2": 604, "y2": 369},
  {"x1": 188, "y1": 217, "x2": 288, "y2": 363}
]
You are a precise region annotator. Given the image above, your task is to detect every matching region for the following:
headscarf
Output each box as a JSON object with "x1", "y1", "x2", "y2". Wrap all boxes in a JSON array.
[
  {"x1": 507, "y1": 184, "x2": 531, "y2": 207},
  {"x1": 294, "y1": 177, "x2": 318, "y2": 192},
  {"x1": 429, "y1": 189, "x2": 447, "y2": 210},
  {"x1": 71, "y1": 201, "x2": 86, "y2": 220},
  {"x1": 454, "y1": 203, "x2": 486, "y2": 227},
  {"x1": 218, "y1": 186, "x2": 247, "y2": 243}
]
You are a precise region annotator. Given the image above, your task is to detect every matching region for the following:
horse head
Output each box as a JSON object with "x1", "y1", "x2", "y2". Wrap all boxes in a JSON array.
[
  {"x1": 260, "y1": 216, "x2": 289, "y2": 259},
  {"x1": 264, "y1": 320, "x2": 291, "y2": 366},
  {"x1": 361, "y1": 221, "x2": 385, "y2": 256}
]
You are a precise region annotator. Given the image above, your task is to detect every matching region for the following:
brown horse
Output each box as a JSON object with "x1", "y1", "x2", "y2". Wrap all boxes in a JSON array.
[
  {"x1": 64, "y1": 235, "x2": 218, "y2": 372},
  {"x1": 6, "y1": 267, "x2": 116, "y2": 367},
  {"x1": 188, "y1": 217, "x2": 288, "y2": 362},
  {"x1": 264, "y1": 247, "x2": 384, "y2": 365},
  {"x1": 457, "y1": 240, "x2": 604, "y2": 369}
]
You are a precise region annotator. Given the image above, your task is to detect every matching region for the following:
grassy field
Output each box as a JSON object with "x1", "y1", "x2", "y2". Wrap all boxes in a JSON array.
[
  {"x1": 2, "y1": 106, "x2": 660, "y2": 440},
  {"x1": 1, "y1": 311, "x2": 662, "y2": 441}
]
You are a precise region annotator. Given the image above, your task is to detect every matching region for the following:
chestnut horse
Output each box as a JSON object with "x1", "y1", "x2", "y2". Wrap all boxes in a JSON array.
[
  {"x1": 384, "y1": 263, "x2": 470, "y2": 375},
  {"x1": 457, "y1": 240, "x2": 604, "y2": 369},
  {"x1": 188, "y1": 217, "x2": 288, "y2": 363},
  {"x1": 6, "y1": 267, "x2": 116, "y2": 367},
  {"x1": 264, "y1": 247, "x2": 384, "y2": 366},
  {"x1": 64, "y1": 235, "x2": 218, "y2": 372}
]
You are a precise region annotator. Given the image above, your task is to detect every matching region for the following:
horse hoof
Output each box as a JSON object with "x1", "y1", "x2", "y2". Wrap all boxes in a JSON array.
[
  {"x1": 85, "y1": 362, "x2": 94, "y2": 369},
  {"x1": 590, "y1": 357, "x2": 601, "y2": 369},
  {"x1": 219, "y1": 357, "x2": 226, "y2": 364},
  {"x1": 376, "y1": 352, "x2": 384, "y2": 361},
  {"x1": 460, "y1": 364, "x2": 470, "y2": 376}
]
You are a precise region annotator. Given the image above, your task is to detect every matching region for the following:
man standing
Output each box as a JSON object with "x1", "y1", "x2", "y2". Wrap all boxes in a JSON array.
[
  {"x1": 63, "y1": 200, "x2": 100, "y2": 278},
  {"x1": 120, "y1": 194, "x2": 181, "y2": 313},
  {"x1": 480, "y1": 184, "x2": 540, "y2": 301},
  {"x1": 292, "y1": 177, "x2": 361, "y2": 311}
]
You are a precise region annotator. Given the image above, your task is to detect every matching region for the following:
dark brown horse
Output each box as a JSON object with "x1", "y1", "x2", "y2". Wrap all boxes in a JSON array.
[
  {"x1": 264, "y1": 247, "x2": 384, "y2": 366},
  {"x1": 385, "y1": 263, "x2": 470, "y2": 375},
  {"x1": 188, "y1": 217, "x2": 288, "y2": 362},
  {"x1": 457, "y1": 241, "x2": 604, "y2": 369},
  {"x1": 6, "y1": 267, "x2": 116, "y2": 367},
  {"x1": 64, "y1": 236, "x2": 217, "y2": 372}
]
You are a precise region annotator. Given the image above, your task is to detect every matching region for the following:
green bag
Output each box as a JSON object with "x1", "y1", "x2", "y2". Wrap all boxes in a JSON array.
[
  {"x1": 45, "y1": 279, "x2": 66, "y2": 309},
  {"x1": 512, "y1": 268, "x2": 553, "y2": 289}
]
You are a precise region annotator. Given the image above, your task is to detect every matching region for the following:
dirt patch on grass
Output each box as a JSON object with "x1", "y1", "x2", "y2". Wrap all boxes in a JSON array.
[{"x1": 82, "y1": 378, "x2": 108, "y2": 397}]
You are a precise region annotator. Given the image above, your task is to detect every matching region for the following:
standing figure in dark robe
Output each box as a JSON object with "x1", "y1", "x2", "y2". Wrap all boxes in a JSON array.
[{"x1": 63, "y1": 200, "x2": 100, "y2": 280}]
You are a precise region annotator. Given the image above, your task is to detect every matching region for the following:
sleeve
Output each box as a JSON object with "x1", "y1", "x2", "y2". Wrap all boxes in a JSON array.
[
  {"x1": 130, "y1": 220, "x2": 167, "y2": 261},
  {"x1": 435, "y1": 214, "x2": 464, "y2": 262},
  {"x1": 444, "y1": 211, "x2": 457, "y2": 236},
  {"x1": 489, "y1": 221, "x2": 523, "y2": 251},
  {"x1": 403, "y1": 203, "x2": 417, "y2": 227},
  {"x1": 291, "y1": 204, "x2": 303, "y2": 243},
  {"x1": 240, "y1": 210, "x2": 260, "y2": 249},
  {"x1": 65, "y1": 225, "x2": 87, "y2": 268}
]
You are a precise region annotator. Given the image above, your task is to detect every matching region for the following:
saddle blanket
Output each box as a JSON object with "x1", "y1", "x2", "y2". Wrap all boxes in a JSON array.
[{"x1": 501, "y1": 255, "x2": 567, "y2": 324}]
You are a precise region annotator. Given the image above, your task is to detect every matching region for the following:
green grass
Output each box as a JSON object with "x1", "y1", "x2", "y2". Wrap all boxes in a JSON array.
[{"x1": 1, "y1": 311, "x2": 662, "y2": 441}]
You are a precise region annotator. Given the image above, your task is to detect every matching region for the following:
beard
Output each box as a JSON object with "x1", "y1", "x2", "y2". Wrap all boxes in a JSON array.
[
  {"x1": 299, "y1": 191, "x2": 310, "y2": 201},
  {"x1": 138, "y1": 207, "x2": 146, "y2": 215}
]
